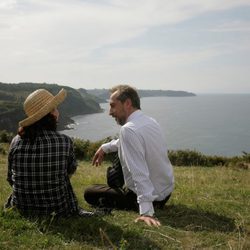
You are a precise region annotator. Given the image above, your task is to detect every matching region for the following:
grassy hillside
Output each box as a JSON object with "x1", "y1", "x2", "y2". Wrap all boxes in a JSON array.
[
  {"x1": 0, "y1": 151, "x2": 249, "y2": 249},
  {"x1": 0, "y1": 82, "x2": 102, "y2": 133}
]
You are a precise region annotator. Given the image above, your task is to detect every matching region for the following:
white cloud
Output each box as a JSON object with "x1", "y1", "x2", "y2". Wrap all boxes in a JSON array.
[
  {"x1": 210, "y1": 20, "x2": 250, "y2": 33},
  {"x1": 0, "y1": 0, "x2": 250, "y2": 92},
  {"x1": 0, "y1": 0, "x2": 16, "y2": 9}
]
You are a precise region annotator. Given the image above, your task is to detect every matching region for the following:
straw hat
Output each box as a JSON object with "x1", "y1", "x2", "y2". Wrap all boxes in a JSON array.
[{"x1": 19, "y1": 88, "x2": 67, "y2": 127}]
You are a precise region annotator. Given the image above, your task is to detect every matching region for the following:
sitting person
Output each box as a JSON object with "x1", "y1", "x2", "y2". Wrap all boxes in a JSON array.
[
  {"x1": 5, "y1": 88, "x2": 91, "y2": 217},
  {"x1": 84, "y1": 85, "x2": 174, "y2": 226}
]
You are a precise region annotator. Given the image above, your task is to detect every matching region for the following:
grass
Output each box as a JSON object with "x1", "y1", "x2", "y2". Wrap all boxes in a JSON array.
[{"x1": 0, "y1": 153, "x2": 249, "y2": 249}]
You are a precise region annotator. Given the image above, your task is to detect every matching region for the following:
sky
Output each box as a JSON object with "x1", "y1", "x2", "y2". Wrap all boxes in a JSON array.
[{"x1": 0, "y1": 0, "x2": 250, "y2": 94}]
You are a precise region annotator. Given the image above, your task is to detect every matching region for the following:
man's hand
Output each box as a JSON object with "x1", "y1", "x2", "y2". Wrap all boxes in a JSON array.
[
  {"x1": 135, "y1": 215, "x2": 161, "y2": 227},
  {"x1": 92, "y1": 147, "x2": 105, "y2": 166}
]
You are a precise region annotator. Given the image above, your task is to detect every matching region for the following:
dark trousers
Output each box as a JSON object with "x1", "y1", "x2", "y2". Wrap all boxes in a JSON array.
[{"x1": 84, "y1": 184, "x2": 171, "y2": 211}]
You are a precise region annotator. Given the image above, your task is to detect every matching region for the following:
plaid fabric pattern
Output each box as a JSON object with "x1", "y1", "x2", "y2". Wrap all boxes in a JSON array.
[{"x1": 7, "y1": 130, "x2": 78, "y2": 216}]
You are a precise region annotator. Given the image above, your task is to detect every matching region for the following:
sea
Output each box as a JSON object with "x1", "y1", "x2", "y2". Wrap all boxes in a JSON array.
[{"x1": 61, "y1": 94, "x2": 250, "y2": 157}]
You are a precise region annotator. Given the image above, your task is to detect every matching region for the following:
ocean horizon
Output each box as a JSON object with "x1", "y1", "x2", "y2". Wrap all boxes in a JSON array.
[{"x1": 61, "y1": 94, "x2": 250, "y2": 157}]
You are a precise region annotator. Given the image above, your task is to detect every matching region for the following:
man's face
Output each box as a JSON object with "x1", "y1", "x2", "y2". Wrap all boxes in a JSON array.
[{"x1": 109, "y1": 91, "x2": 128, "y2": 126}]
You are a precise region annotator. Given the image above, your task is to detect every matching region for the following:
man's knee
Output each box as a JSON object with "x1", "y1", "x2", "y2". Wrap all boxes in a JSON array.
[{"x1": 84, "y1": 184, "x2": 109, "y2": 205}]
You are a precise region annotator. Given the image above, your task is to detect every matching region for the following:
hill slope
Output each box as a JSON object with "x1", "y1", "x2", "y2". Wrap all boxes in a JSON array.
[{"x1": 0, "y1": 82, "x2": 102, "y2": 132}]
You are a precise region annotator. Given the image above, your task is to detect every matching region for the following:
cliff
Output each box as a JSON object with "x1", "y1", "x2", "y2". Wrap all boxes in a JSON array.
[{"x1": 0, "y1": 82, "x2": 102, "y2": 133}]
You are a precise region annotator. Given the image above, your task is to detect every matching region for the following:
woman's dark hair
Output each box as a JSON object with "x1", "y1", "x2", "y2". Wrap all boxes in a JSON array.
[
  {"x1": 18, "y1": 113, "x2": 57, "y2": 142},
  {"x1": 110, "y1": 85, "x2": 141, "y2": 109}
]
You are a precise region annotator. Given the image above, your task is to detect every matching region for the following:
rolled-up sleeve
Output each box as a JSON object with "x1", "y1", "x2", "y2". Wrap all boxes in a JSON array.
[{"x1": 101, "y1": 139, "x2": 119, "y2": 154}]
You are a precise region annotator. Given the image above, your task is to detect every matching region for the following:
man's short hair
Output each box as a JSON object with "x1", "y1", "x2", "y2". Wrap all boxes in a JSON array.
[{"x1": 110, "y1": 85, "x2": 141, "y2": 109}]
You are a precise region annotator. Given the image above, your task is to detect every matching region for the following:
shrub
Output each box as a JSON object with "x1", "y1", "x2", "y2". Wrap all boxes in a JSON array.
[
  {"x1": 0, "y1": 130, "x2": 14, "y2": 143},
  {"x1": 72, "y1": 138, "x2": 91, "y2": 160},
  {"x1": 72, "y1": 136, "x2": 114, "y2": 161},
  {"x1": 0, "y1": 144, "x2": 6, "y2": 155},
  {"x1": 242, "y1": 151, "x2": 250, "y2": 162},
  {"x1": 226, "y1": 151, "x2": 250, "y2": 169},
  {"x1": 168, "y1": 150, "x2": 228, "y2": 167},
  {"x1": 1, "y1": 128, "x2": 248, "y2": 168}
]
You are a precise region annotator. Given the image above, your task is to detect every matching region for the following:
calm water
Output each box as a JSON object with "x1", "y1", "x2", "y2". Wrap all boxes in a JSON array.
[{"x1": 61, "y1": 94, "x2": 250, "y2": 156}]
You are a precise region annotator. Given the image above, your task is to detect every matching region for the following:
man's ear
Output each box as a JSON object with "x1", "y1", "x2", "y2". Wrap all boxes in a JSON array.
[{"x1": 124, "y1": 98, "x2": 132, "y2": 108}]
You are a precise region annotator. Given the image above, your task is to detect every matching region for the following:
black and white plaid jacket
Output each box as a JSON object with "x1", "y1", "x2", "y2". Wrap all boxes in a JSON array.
[{"x1": 7, "y1": 130, "x2": 78, "y2": 216}]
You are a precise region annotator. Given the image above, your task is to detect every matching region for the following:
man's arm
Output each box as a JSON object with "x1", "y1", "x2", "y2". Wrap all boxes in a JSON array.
[
  {"x1": 92, "y1": 139, "x2": 119, "y2": 166},
  {"x1": 92, "y1": 146, "x2": 105, "y2": 166},
  {"x1": 120, "y1": 127, "x2": 159, "y2": 226}
]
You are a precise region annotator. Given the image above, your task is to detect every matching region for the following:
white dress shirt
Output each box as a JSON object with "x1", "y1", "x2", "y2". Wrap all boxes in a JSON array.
[{"x1": 102, "y1": 110, "x2": 174, "y2": 216}]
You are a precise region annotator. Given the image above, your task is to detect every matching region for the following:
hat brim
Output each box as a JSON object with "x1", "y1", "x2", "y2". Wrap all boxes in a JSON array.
[{"x1": 19, "y1": 88, "x2": 67, "y2": 127}]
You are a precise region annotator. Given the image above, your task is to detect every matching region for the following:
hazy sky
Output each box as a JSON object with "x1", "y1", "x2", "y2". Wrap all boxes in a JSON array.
[{"x1": 0, "y1": 0, "x2": 250, "y2": 93}]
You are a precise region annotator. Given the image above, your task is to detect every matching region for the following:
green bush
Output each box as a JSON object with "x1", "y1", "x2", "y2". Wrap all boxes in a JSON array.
[
  {"x1": 72, "y1": 136, "x2": 114, "y2": 161},
  {"x1": 73, "y1": 141, "x2": 232, "y2": 167},
  {"x1": 1, "y1": 128, "x2": 248, "y2": 168},
  {"x1": 242, "y1": 151, "x2": 250, "y2": 162},
  {"x1": 73, "y1": 138, "x2": 91, "y2": 160},
  {"x1": 0, "y1": 130, "x2": 14, "y2": 143},
  {"x1": 0, "y1": 144, "x2": 6, "y2": 155},
  {"x1": 168, "y1": 150, "x2": 228, "y2": 167},
  {"x1": 226, "y1": 151, "x2": 250, "y2": 169}
]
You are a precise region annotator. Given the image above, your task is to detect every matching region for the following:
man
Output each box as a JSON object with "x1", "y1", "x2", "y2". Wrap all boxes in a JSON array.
[
  {"x1": 84, "y1": 85, "x2": 174, "y2": 226},
  {"x1": 6, "y1": 88, "x2": 91, "y2": 217}
]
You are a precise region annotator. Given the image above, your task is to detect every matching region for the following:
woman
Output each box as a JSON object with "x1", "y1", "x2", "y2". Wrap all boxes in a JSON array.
[{"x1": 5, "y1": 88, "x2": 82, "y2": 217}]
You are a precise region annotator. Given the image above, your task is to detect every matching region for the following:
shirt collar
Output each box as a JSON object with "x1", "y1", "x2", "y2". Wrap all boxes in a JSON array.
[{"x1": 127, "y1": 110, "x2": 143, "y2": 123}]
